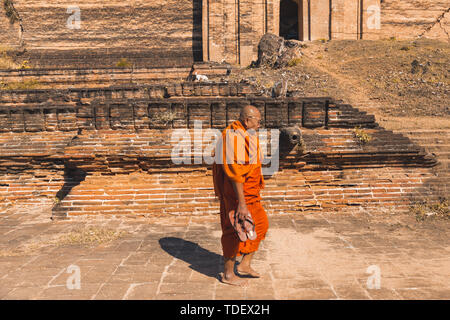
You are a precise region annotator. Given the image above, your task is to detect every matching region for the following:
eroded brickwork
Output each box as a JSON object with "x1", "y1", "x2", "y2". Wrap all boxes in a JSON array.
[
  {"x1": 0, "y1": 83, "x2": 441, "y2": 218},
  {"x1": 1, "y1": 0, "x2": 202, "y2": 66},
  {"x1": 2, "y1": 0, "x2": 448, "y2": 67}
]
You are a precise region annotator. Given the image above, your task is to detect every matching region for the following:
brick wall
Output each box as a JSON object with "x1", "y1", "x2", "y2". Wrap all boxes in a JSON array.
[
  {"x1": 1, "y1": 0, "x2": 202, "y2": 67},
  {"x1": 0, "y1": 83, "x2": 440, "y2": 218},
  {"x1": 51, "y1": 166, "x2": 437, "y2": 217},
  {"x1": 380, "y1": 0, "x2": 450, "y2": 39}
]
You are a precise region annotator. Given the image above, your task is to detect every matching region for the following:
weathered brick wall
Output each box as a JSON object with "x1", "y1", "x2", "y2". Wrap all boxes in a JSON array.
[
  {"x1": 380, "y1": 0, "x2": 450, "y2": 40},
  {"x1": 0, "y1": 83, "x2": 440, "y2": 218},
  {"x1": 1, "y1": 0, "x2": 202, "y2": 66},
  {"x1": 0, "y1": 130, "x2": 76, "y2": 205},
  {"x1": 0, "y1": 63, "x2": 231, "y2": 87},
  {"x1": 3, "y1": 0, "x2": 449, "y2": 69},
  {"x1": 51, "y1": 166, "x2": 437, "y2": 217}
]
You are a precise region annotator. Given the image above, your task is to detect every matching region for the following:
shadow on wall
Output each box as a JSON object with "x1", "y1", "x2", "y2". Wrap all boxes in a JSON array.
[
  {"x1": 52, "y1": 166, "x2": 87, "y2": 218},
  {"x1": 193, "y1": 0, "x2": 203, "y2": 61},
  {"x1": 159, "y1": 237, "x2": 222, "y2": 279}
]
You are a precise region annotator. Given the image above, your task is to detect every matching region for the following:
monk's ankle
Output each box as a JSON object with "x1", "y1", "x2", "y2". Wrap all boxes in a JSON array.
[{"x1": 224, "y1": 271, "x2": 236, "y2": 280}]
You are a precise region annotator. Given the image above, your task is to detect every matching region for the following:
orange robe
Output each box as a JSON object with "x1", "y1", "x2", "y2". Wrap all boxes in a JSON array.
[{"x1": 212, "y1": 120, "x2": 269, "y2": 258}]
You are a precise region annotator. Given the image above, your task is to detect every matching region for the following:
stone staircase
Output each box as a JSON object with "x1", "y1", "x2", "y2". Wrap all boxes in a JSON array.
[
  {"x1": 0, "y1": 62, "x2": 231, "y2": 88},
  {"x1": 343, "y1": 97, "x2": 449, "y2": 202}
]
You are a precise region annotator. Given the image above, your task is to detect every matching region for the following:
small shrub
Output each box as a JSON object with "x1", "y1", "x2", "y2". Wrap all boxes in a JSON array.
[
  {"x1": 409, "y1": 198, "x2": 449, "y2": 221},
  {"x1": 400, "y1": 46, "x2": 411, "y2": 51},
  {"x1": 116, "y1": 58, "x2": 132, "y2": 68},
  {"x1": 353, "y1": 126, "x2": 372, "y2": 144},
  {"x1": 287, "y1": 58, "x2": 302, "y2": 67},
  {"x1": 19, "y1": 60, "x2": 32, "y2": 69},
  {"x1": 247, "y1": 61, "x2": 258, "y2": 69}
]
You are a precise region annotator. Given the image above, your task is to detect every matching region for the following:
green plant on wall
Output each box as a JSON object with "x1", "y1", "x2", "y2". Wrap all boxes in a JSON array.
[
  {"x1": 2, "y1": 0, "x2": 24, "y2": 47},
  {"x1": 116, "y1": 58, "x2": 132, "y2": 68},
  {"x1": 353, "y1": 125, "x2": 372, "y2": 144},
  {"x1": 19, "y1": 60, "x2": 31, "y2": 69}
]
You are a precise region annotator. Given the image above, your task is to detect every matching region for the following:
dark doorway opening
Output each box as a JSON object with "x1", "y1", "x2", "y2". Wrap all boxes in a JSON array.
[
  {"x1": 280, "y1": 0, "x2": 301, "y2": 40},
  {"x1": 193, "y1": 0, "x2": 203, "y2": 61}
]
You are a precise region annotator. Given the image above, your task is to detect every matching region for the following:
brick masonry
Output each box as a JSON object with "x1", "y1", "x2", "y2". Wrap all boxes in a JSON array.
[
  {"x1": 1, "y1": 0, "x2": 203, "y2": 67},
  {"x1": 380, "y1": 0, "x2": 450, "y2": 40},
  {"x1": 0, "y1": 83, "x2": 442, "y2": 219},
  {"x1": 203, "y1": 0, "x2": 381, "y2": 65},
  {"x1": 3, "y1": 1, "x2": 448, "y2": 68}
]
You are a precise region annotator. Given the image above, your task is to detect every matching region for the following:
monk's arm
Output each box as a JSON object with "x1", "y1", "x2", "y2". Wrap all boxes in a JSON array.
[{"x1": 230, "y1": 180, "x2": 250, "y2": 219}]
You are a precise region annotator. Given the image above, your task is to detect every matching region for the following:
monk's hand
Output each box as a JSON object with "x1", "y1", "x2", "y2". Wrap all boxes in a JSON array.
[{"x1": 236, "y1": 202, "x2": 250, "y2": 221}]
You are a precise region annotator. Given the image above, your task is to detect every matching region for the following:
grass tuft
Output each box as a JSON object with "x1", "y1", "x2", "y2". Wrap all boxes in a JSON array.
[
  {"x1": 353, "y1": 126, "x2": 373, "y2": 144},
  {"x1": 287, "y1": 58, "x2": 302, "y2": 67},
  {"x1": 116, "y1": 58, "x2": 132, "y2": 68},
  {"x1": 409, "y1": 198, "x2": 449, "y2": 221},
  {"x1": 56, "y1": 227, "x2": 127, "y2": 246}
]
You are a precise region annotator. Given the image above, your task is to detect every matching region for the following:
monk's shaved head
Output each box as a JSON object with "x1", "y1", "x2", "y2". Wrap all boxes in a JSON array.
[
  {"x1": 239, "y1": 105, "x2": 260, "y2": 121},
  {"x1": 239, "y1": 105, "x2": 262, "y2": 130}
]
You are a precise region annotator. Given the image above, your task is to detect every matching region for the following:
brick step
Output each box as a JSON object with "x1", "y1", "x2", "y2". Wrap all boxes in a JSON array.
[
  {"x1": 393, "y1": 129, "x2": 450, "y2": 136},
  {"x1": 0, "y1": 67, "x2": 191, "y2": 88},
  {"x1": 9, "y1": 44, "x2": 201, "y2": 66},
  {"x1": 0, "y1": 83, "x2": 258, "y2": 108},
  {"x1": 406, "y1": 137, "x2": 450, "y2": 144},
  {"x1": 0, "y1": 68, "x2": 231, "y2": 89}
]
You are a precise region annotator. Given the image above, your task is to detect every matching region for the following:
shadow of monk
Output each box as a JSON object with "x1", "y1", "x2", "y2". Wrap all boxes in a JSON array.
[{"x1": 159, "y1": 237, "x2": 223, "y2": 279}]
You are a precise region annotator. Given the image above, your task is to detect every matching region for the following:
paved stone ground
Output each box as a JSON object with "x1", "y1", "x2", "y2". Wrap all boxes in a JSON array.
[{"x1": 0, "y1": 201, "x2": 449, "y2": 300}]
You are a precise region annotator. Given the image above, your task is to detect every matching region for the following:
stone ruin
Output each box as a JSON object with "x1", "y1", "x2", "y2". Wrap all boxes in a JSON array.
[
  {"x1": 0, "y1": 81, "x2": 443, "y2": 219},
  {"x1": 0, "y1": 0, "x2": 448, "y2": 219}
]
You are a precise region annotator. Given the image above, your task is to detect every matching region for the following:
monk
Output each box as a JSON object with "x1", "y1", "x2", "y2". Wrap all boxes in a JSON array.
[{"x1": 212, "y1": 105, "x2": 269, "y2": 286}]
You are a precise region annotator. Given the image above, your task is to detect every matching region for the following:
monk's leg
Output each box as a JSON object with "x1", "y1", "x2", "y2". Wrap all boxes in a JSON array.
[
  {"x1": 220, "y1": 256, "x2": 248, "y2": 286},
  {"x1": 237, "y1": 252, "x2": 260, "y2": 278},
  {"x1": 236, "y1": 202, "x2": 268, "y2": 278}
]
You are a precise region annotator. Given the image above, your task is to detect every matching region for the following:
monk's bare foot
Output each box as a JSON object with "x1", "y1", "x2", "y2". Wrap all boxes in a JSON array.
[
  {"x1": 236, "y1": 265, "x2": 261, "y2": 278},
  {"x1": 219, "y1": 272, "x2": 248, "y2": 286}
]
